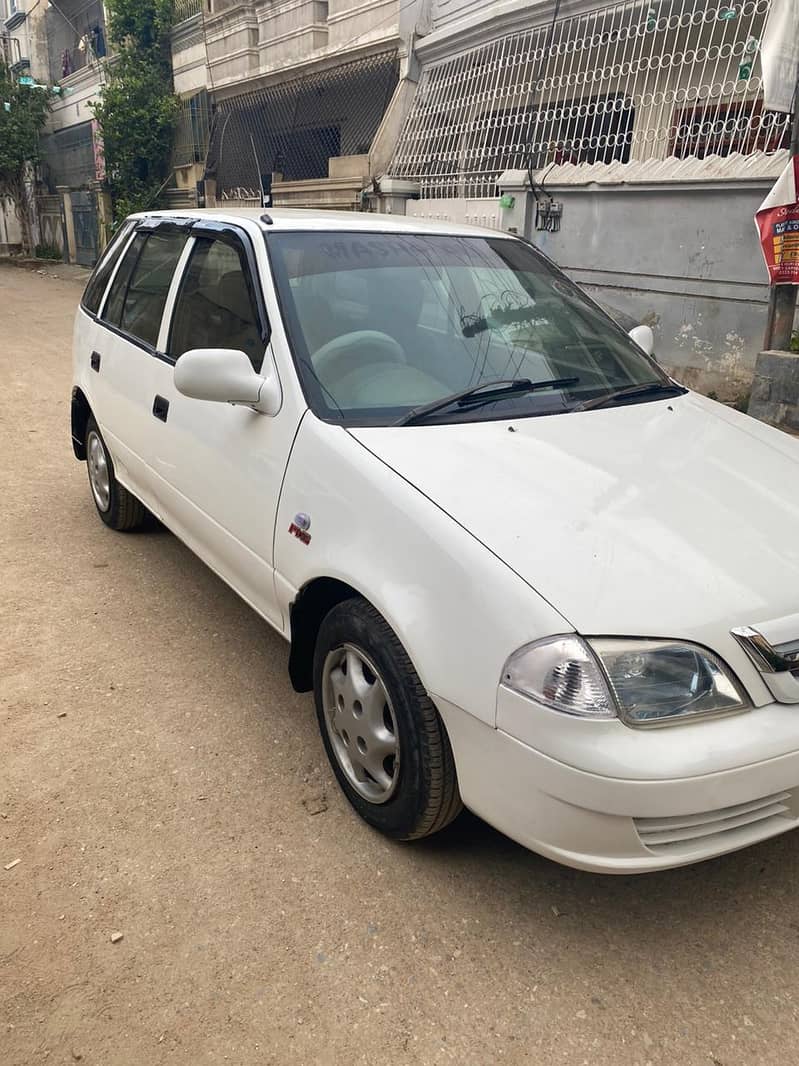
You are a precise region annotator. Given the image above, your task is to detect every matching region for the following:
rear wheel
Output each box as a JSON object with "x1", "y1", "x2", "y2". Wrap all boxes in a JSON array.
[
  {"x1": 85, "y1": 418, "x2": 147, "y2": 531},
  {"x1": 313, "y1": 598, "x2": 462, "y2": 840}
]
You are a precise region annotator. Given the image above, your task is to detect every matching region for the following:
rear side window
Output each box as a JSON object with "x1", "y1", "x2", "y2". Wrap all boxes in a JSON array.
[
  {"x1": 81, "y1": 222, "x2": 133, "y2": 315},
  {"x1": 103, "y1": 230, "x2": 187, "y2": 348},
  {"x1": 103, "y1": 234, "x2": 143, "y2": 329},
  {"x1": 169, "y1": 237, "x2": 265, "y2": 369}
]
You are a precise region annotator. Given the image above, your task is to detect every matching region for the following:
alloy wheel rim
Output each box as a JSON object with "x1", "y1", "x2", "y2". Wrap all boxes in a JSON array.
[
  {"x1": 322, "y1": 643, "x2": 400, "y2": 804},
  {"x1": 87, "y1": 430, "x2": 111, "y2": 512}
]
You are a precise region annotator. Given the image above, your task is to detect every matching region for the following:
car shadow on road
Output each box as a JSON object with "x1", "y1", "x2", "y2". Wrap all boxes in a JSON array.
[{"x1": 409, "y1": 805, "x2": 799, "y2": 945}]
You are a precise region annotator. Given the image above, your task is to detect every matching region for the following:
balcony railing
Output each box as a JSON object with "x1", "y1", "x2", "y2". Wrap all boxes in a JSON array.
[
  {"x1": 174, "y1": 0, "x2": 204, "y2": 24},
  {"x1": 45, "y1": 1, "x2": 107, "y2": 83}
]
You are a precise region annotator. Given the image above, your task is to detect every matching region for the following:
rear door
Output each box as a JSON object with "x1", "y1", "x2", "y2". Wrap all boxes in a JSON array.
[
  {"x1": 143, "y1": 222, "x2": 301, "y2": 629},
  {"x1": 89, "y1": 221, "x2": 190, "y2": 500}
]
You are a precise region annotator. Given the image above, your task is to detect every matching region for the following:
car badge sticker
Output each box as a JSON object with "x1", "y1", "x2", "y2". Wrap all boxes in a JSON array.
[{"x1": 289, "y1": 512, "x2": 311, "y2": 545}]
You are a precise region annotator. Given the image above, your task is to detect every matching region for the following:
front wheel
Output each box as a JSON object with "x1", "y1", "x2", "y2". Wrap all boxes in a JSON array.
[
  {"x1": 313, "y1": 599, "x2": 462, "y2": 840},
  {"x1": 85, "y1": 418, "x2": 147, "y2": 531}
]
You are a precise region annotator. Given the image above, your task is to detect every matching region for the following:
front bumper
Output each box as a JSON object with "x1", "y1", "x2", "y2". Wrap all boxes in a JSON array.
[{"x1": 435, "y1": 693, "x2": 799, "y2": 873}]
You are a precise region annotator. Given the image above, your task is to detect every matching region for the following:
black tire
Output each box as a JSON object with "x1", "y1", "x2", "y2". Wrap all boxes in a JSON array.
[
  {"x1": 85, "y1": 417, "x2": 147, "y2": 532},
  {"x1": 313, "y1": 598, "x2": 462, "y2": 840}
]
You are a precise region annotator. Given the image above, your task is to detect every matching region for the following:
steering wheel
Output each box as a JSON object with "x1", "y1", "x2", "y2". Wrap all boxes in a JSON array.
[{"x1": 312, "y1": 330, "x2": 406, "y2": 386}]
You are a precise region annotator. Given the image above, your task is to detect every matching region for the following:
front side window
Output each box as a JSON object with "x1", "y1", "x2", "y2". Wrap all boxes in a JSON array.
[
  {"x1": 103, "y1": 230, "x2": 187, "y2": 348},
  {"x1": 169, "y1": 237, "x2": 265, "y2": 369},
  {"x1": 268, "y1": 231, "x2": 675, "y2": 426}
]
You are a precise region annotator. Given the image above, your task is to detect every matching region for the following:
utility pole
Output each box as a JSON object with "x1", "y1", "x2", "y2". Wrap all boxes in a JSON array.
[{"x1": 763, "y1": 75, "x2": 799, "y2": 351}]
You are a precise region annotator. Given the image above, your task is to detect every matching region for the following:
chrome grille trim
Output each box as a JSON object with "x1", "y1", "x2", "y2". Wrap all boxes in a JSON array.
[{"x1": 731, "y1": 623, "x2": 799, "y2": 703}]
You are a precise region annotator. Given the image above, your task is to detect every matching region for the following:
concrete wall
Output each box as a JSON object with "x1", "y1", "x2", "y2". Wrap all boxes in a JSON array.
[
  {"x1": 428, "y1": 0, "x2": 509, "y2": 33},
  {"x1": 534, "y1": 181, "x2": 774, "y2": 401},
  {"x1": 47, "y1": 66, "x2": 103, "y2": 134},
  {"x1": 327, "y1": 0, "x2": 398, "y2": 48},
  {"x1": 205, "y1": 0, "x2": 402, "y2": 92},
  {"x1": 422, "y1": 0, "x2": 546, "y2": 48},
  {"x1": 172, "y1": 14, "x2": 208, "y2": 96},
  {"x1": 259, "y1": 0, "x2": 328, "y2": 66}
]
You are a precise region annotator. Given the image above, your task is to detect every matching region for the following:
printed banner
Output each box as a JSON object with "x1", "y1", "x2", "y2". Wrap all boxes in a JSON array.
[{"x1": 755, "y1": 156, "x2": 799, "y2": 286}]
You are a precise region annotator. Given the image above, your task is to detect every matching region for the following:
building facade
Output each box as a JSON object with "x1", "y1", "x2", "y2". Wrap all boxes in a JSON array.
[
  {"x1": 1, "y1": 0, "x2": 51, "y2": 252},
  {"x1": 1, "y1": 0, "x2": 110, "y2": 262},
  {"x1": 170, "y1": 0, "x2": 431, "y2": 210}
]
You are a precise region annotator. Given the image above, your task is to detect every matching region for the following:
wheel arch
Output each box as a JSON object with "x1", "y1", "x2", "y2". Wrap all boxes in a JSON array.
[
  {"x1": 288, "y1": 576, "x2": 364, "y2": 692},
  {"x1": 71, "y1": 386, "x2": 92, "y2": 460}
]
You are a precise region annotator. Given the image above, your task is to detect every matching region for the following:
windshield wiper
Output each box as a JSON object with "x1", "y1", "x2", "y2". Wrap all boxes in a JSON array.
[
  {"x1": 396, "y1": 376, "x2": 580, "y2": 427},
  {"x1": 574, "y1": 381, "x2": 685, "y2": 412}
]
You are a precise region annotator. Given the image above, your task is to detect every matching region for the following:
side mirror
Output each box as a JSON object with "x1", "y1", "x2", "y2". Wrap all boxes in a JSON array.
[
  {"x1": 628, "y1": 324, "x2": 655, "y2": 357},
  {"x1": 174, "y1": 348, "x2": 281, "y2": 416}
]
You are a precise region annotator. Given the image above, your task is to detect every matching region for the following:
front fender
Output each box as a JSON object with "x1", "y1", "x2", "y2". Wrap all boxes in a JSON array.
[{"x1": 274, "y1": 415, "x2": 569, "y2": 726}]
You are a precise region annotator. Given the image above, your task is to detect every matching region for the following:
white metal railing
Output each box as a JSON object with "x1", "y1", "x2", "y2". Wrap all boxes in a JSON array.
[
  {"x1": 391, "y1": 0, "x2": 792, "y2": 197},
  {"x1": 174, "y1": 0, "x2": 203, "y2": 24}
]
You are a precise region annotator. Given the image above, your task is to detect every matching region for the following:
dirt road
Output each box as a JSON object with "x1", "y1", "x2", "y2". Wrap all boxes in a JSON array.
[{"x1": 2, "y1": 263, "x2": 799, "y2": 1066}]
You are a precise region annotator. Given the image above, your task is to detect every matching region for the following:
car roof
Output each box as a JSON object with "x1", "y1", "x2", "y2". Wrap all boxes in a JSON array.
[{"x1": 128, "y1": 207, "x2": 512, "y2": 241}]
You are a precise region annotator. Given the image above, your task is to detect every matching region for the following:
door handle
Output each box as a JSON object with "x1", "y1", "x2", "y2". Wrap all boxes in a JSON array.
[
  {"x1": 90, "y1": 351, "x2": 101, "y2": 372},
  {"x1": 152, "y1": 395, "x2": 170, "y2": 422}
]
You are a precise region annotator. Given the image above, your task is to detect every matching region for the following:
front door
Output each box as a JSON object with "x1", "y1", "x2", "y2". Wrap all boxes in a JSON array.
[{"x1": 145, "y1": 225, "x2": 300, "y2": 630}]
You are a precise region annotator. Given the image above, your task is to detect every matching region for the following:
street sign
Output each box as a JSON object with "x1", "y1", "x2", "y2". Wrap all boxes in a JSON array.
[{"x1": 761, "y1": 0, "x2": 799, "y2": 114}]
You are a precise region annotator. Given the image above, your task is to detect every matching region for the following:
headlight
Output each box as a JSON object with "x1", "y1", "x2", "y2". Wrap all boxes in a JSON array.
[
  {"x1": 590, "y1": 638, "x2": 750, "y2": 724},
  {"x1": 502, "y1": 635, "x2": 750, "y2": 725}
]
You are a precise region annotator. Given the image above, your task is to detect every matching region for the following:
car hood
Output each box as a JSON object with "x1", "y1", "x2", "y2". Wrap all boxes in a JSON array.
[{"x1": 350, "y1": 393, "x2": 799, "y2": 650}]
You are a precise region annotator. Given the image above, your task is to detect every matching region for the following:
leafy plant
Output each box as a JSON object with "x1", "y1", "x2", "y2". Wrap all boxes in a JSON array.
[
  {"x1": 0, "y1": 64, "x2": 53, "y2": 255},
  {"x1": 90, "y1": 0, "x2": 179, "y2": 222},
  {"x1": 791, "y1": 330, "x2": 799, "y2": 354}
]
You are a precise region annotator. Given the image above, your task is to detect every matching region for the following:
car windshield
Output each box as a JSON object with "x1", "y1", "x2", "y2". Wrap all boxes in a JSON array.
[{"x1": 268, "y1": 231, "x2": 673, "y2": 426}]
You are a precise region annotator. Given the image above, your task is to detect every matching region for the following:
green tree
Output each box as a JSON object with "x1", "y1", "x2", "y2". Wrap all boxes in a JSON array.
[
  {"x1": 0, "y1": 64, "x2": 52, "y2": 255},
  {"x1": 90, "y1": 0, "x2": 179, "y2": 222}
]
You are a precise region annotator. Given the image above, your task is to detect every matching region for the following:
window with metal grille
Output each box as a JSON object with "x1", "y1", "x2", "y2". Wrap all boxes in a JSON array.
[
  {"x1": 207, "y1": 52, "x2": 399, "y2": 198},
  {"x1": 671, "y1": 99, "x2": 790, "y2": 158},
  {"x1": 173, "y1": 89, "x2": 211, "y2": 169},
  {"x1": 391, "y1": 0, "x2": 792, "y2": 198}
]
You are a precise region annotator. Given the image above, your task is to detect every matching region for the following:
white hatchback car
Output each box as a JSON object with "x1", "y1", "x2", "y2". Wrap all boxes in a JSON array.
[{"x1": 72, "y1": 208, "x2": 799, "y2": 873}]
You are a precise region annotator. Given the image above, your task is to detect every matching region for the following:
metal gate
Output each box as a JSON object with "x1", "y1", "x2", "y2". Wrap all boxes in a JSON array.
[{"x1": 71, "y1": 190, "x2": 99, "y2": 267}]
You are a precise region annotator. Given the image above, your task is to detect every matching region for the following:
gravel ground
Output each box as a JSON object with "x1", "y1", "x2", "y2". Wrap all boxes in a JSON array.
[{"x1": 2, "y1": 263, "x2": 799, "y2": 1066}]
